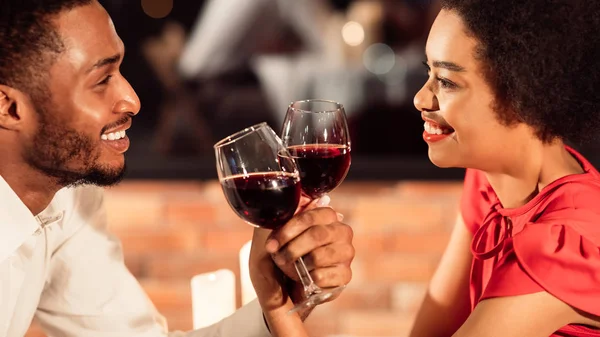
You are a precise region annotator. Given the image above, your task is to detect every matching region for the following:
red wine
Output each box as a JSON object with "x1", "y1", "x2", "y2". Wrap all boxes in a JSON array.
[
  {"x1": 220, "y1": 172, "x2": 301, "y2": 230},
  {"x1": 286, "y1": 144, "x2": 351, "y2": 199}
]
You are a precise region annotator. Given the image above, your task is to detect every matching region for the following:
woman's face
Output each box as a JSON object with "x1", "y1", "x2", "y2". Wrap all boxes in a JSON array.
[{"x1": 414, "y1": 9, "x2": 531, "y2": 172}]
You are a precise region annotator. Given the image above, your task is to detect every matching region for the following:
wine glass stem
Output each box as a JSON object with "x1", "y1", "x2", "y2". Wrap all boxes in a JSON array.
[{"x1": 294, "y1": 257, "x2": 322, "y2": 296}]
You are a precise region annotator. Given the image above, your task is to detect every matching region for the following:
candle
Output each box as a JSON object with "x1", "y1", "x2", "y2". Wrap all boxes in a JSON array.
[
  {"x1": 239, "y1": 240, "x2": 257, "y2": 305},
  {"x1": 190, "y1": 269, "x2": 236, "y2": 329}
]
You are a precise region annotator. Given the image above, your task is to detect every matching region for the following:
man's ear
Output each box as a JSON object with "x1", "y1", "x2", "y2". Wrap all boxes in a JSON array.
[{"x1": 0, "y1": 85, "x2": 33, "y2": 131}]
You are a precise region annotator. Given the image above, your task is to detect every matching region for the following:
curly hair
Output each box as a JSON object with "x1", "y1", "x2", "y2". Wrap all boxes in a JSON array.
[
  {"x1": 0, "y1": 0, "x2": 94, "y2": 99},
  {"x1": 440, "y1": 0, "x2": 600, "y2": 145}
]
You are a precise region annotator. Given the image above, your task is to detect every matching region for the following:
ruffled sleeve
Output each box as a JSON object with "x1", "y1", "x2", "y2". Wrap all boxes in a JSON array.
[
  {"x1": 482, "y1": 222, "x2": 600, "y2": 317},
  {"x1": 460, "y1": 168, "x2": 496, "y2": 235}
]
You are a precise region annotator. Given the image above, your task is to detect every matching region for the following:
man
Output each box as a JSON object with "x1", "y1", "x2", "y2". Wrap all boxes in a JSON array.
[{"x1": 0, "y1": 1, "x2": 355, "y2": 336}]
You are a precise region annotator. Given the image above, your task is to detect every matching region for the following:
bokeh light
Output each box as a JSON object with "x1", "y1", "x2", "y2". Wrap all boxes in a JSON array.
[
  {"x1": 141, "y1": 0, "x2": 173, "y2": 19},
  {"x1": 342, "y1": 21, "x2": 365, "y2": 47},
  {"x1": 363, "y1": 43, "x2": 396, "y2": 75}
]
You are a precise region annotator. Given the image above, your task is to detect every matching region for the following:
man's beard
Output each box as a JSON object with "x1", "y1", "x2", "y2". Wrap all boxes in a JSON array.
[{"x1": 24, "y1": 103, "x2": 126, "y2": 188}]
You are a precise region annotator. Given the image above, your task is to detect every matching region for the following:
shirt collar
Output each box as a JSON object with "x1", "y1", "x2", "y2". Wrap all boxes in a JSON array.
[{"x1": 0, "y1": 175, "x2": 51, "y2": 262}]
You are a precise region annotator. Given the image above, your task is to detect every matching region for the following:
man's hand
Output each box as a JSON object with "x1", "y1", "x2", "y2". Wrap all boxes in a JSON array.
[{"x1": 249, "y1": 195, "x2": 355, "y2": 316}]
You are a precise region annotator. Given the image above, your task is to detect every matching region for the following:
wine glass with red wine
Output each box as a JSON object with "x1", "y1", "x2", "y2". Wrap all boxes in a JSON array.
[
  {"x1": 214, "y1": 123, "x2": 301, "y2": 230},
  {"x1": 279, "y1": 99, "x2": 351, "y2": 311},
  {"x1": 281, "y1": 99, "x2": 351, "y2": 199},
  {"x1": 215, "y1": 123, "x2": 325, "y2": 314}
]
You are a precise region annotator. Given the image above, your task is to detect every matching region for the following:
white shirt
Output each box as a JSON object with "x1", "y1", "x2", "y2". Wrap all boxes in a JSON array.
[{"x1": 0, "y1": 176, "x2": 270, "y2": 337}]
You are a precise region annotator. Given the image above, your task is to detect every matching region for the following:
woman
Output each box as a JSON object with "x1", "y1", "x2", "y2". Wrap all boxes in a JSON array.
[{"x1": 410, "y1": 1, "x2": 600, "y2": 336}]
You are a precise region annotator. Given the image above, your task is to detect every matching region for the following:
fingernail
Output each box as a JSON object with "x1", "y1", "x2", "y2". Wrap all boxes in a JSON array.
[
  {"x1": 337, "y1": 212, "x2": 344, "y2": 221},
  {"x1": 317, "y1": 195, "x2": 331, "y2": 207},
  {"x1": 266, "y1": 239, "x2": 279, "y2": 253}
]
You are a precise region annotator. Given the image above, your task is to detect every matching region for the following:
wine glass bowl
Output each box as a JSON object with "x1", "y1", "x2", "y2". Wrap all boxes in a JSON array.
[
  {"x1": 214, "y1": 122, "x2": 301, "y2": 230},
  {"x1": 281, "y1": 99, "x2": 352, "y2": 199}
]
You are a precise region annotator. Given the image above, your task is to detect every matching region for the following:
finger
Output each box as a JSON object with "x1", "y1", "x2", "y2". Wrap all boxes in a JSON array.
[
  {"x1": 266, "y1": 207, "x2": 339, "y2": 253},
  {"x1": 272, "y1": 222, "x2": 353, "y2": 266},
  {"x1": 270, "y1": 255, "x2": 301, "y2": 283},
  {"x1": 295, "y1": 196, "x2": 313, "y2": 213},
  {"x1": 302, "y1": 242, "x2": 356, "y2": 271},
  {"x1": 311, "y1": 265, "x2": 353, "y2": 289},
  {"x1": 313, "y1": 194, "x2": 331, "y2": 208},
  {"x1": 295, "y1": 194, "x2": 330, "y2": 215}
]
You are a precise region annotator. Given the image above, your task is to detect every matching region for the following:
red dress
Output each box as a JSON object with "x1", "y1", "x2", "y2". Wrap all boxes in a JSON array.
[{"x1": 461, "y1": 146, "x2": 600, "y2": 336}]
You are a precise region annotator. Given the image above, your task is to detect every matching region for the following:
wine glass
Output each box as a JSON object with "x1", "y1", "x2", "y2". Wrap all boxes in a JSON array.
[
  {"x1": 279, "y1": 99, "x2": 352, "y2": 311},
  {"x1": 214, "y1": 122, "x2": 301, "y2": 230},
  {"x1": 215, "y1": 122, "x2": 331, "y2": 314},
  {"x1": 281, "y1": 99, "x2": 351, "y2": 199}
]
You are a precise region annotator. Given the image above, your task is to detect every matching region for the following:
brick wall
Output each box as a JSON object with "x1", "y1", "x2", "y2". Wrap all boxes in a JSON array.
[{"x1": 26, "y1": 179, "x2": 462, "y2": 337}]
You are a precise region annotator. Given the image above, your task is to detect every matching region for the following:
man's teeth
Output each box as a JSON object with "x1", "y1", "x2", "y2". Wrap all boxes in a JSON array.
[
  {"x1": 424, "y1": 121, "x2": 452, "y2": 135},
  {"x1": 101, "y1": 130, "x2": 126, "y2": 141}
]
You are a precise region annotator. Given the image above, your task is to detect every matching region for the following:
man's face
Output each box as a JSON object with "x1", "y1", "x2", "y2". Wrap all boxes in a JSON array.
[{"x1": 23, "y1": 1, "x2": 140, "y2": 187}]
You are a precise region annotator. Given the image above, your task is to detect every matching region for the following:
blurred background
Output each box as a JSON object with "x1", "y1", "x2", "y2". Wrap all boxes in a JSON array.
[
  {"x1": 100, "y1": 0, "x2": 469, "y2": 181},
  {"x1": 25, "y1": 0, "x2": 600, "y2": 336},
  {"x1": 99, "y1": 0, "x2": 600, "y2": 180}
]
